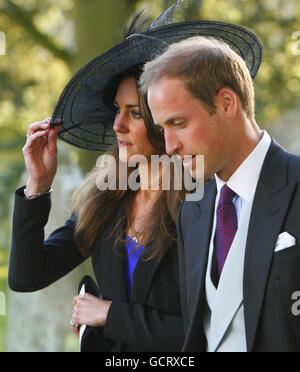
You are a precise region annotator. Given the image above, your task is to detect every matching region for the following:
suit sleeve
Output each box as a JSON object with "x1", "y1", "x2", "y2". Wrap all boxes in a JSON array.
[
  {"x1": 103, "y1": 301, "x2": 184, "y2": 352},
  {"x1": 8, "y1": 186, "x2": 86, "y2": 292}
]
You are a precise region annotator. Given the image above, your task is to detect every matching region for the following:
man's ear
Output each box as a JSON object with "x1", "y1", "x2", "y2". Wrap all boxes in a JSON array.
[{"x1": 215, "y1": 88, "x2": 238, "y2": 118}]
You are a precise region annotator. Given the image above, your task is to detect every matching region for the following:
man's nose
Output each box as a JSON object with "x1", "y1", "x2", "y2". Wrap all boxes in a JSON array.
[
  {"x1": 164, "y1": 129, "x2": 181, "y2": 156},
  {"x1": 113, "y1": 112, "x2": 129, "y2": 133}
]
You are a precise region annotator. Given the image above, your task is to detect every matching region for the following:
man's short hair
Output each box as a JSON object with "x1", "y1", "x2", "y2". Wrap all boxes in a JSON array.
[{"x1": 140, "y1": 36, "x2": 255, "y2": 119}]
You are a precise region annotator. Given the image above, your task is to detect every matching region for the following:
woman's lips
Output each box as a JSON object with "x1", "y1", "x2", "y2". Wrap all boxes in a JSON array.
[{"x1": 118, "y1": 140, "x2": 133, "y2": 147}]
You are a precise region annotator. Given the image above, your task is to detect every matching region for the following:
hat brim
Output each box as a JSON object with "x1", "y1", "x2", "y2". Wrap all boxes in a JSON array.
[{"x1": 51, "y1": 20, "x2": 263, "y2": 152}]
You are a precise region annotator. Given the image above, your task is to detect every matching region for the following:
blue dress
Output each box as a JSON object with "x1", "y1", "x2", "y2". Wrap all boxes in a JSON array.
[{"x1": 125, "y1": 235, "x2": 145, "y2": 301}]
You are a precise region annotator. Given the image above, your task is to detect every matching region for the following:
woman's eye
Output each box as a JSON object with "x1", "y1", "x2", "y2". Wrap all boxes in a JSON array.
[
  {"x1": 132, "y1": 110, "x2": 142, "y2": 119},
  {"x1": 113, "y1": 105, "x2": 120, "y2": 114}
]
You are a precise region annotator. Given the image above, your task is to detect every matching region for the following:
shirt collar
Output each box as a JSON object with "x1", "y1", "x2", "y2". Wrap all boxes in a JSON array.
[{"x1": 215, "y1": 131, "x2": 272, "y2": 202}]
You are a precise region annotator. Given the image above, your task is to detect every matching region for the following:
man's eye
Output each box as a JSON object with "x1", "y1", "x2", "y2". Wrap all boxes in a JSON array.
[{"x1": 174, "y1": 121, "x2": 185, "y2": 127}]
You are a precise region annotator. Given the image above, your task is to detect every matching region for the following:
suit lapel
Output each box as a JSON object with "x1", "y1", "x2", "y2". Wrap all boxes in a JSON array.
[
  {"x1": 244, "y1": 141, "x2": 296, "y2": 351},
  {"x1": 184, "y1": 181, "x2": 217, "y2": 344}
]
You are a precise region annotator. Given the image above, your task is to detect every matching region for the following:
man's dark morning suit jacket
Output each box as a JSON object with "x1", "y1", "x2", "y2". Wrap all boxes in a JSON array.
[
  {"x1": 8, "y1": 190, "x2": 184, "y2": 352},
  {"x1": 177, "y1": 140, "x2": 300, "y2": 352}
]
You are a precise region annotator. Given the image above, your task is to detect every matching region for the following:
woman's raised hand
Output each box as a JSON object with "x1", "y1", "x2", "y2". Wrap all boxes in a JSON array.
[{"x1": 23, "y1": 117, "x2": 61, "y2": 195}]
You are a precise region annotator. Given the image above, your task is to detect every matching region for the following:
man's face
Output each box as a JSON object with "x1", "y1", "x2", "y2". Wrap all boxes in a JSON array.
[{"x1": 148, "y1": 77, "x2": 229, "y2": 179}]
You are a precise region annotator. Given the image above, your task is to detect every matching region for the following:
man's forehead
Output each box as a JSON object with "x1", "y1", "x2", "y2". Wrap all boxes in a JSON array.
[
  {"x1": 148, "y1": 76, "x2": 183, "y2": 91},
  {"x1": 148, "y1": 77, "x2": 188, "y2": 105}
]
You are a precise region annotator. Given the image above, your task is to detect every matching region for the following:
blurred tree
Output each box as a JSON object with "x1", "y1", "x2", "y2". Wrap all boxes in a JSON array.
[
  {"x1": 200, "y1": 0, "x2": 300, "y2": 127},
  {"x1": 1, "y1": 0, "x2": 140, "y2": 173}
]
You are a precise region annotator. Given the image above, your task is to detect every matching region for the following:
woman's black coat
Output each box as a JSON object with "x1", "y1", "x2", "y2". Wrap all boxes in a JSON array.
[{"x1": 8, "y1": 186, "x2": 184, "y2": 352}]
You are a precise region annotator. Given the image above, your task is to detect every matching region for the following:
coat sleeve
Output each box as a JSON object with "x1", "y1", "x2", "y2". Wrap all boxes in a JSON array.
[
  {"x1": 8, "y1": 186, "x2": 86, "y2": 292},
  {"x1": 103, "y1": 301, "x2": 184, "y2": 352}
]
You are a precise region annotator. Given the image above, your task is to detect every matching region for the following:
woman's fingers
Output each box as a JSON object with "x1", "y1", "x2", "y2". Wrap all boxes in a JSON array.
[
  {"x1": 72, "y1": 294, "x2": 87, "y2": 307},
  {"x1": 27, "y1": 118, "x2": 51, "y2": 137},
  {"x1": 25, "y1": 124, "x2": 61, "y2": 152},
  {"x1": 25, "y1": 118, "x2": 62, "y2": 152},
  {"x1": 47, "y1": 125, "x2": 61, "y2": 153},
  {"x1": 71, "y1": 294, "x2": 110, "y2": 328},
  {"x1": 72, "y1": 325, "x2": 80, "y2": 339},
  {"x1": 25, "y1": 128, "x2": 50, "y2": 146}
]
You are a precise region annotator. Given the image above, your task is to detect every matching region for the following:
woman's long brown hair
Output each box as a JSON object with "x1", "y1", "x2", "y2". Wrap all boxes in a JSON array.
[{"x1": 71, "y1": 75, "x2": 186, "y2": 261}]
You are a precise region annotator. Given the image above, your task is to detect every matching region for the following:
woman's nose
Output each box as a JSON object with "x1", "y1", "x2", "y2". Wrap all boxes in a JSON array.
[{"x1": 113, "y1": 112, "x2": 129, "y2": 134}]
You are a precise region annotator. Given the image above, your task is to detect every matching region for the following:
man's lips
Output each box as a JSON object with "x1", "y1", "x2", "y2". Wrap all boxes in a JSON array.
[{"x1": 177, "y1": 154, "x2": 196, "y2": 168}]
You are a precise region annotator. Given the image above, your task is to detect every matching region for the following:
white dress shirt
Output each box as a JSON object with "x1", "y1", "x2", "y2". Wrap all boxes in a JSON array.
[
  {"x1": 203, "y1": 131, "x2": 272, "y2": 352},
  {"x1": 214, "y1": 131, "x2": 272, "y2": 222}
]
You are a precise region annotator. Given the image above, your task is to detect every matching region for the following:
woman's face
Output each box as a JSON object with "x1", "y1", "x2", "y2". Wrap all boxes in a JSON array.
[{"x1": 113, "y1": 77, "x2": 159, "y2": 163}]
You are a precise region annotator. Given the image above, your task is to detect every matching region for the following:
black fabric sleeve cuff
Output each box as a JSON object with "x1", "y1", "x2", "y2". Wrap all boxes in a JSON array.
[{"x1": 16, "y1": 185, "x2": 52, "y2": 202}]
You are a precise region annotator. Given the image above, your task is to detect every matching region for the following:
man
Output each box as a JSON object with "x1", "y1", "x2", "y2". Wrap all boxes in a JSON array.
[{"x1": 140, "y1": 36, "x2": 300, "y2": 352}]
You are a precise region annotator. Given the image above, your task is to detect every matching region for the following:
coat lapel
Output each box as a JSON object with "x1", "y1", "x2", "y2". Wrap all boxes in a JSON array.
[
  {"x1": 184, "y1": 181, "x2": 217, "y2": 344},
  {"x1": 244, "y1": 141, "x2": 296, "y2": 351},
  {"x1": 131, "y1": 239, "x2": 162, "y2": 303},
  {"x1": 98, "y1": 206, "x2": 129, "y2": 302}
]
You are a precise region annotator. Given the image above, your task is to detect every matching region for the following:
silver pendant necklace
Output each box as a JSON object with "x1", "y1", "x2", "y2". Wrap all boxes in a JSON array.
[{"x1": 131, "y1": 223, "x2": 139, "y2": 244}]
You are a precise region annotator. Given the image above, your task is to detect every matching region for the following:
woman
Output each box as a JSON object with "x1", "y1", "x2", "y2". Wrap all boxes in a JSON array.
[
  {"x1": 8, "y1": 4, "x2": 190, "y2": 352},
  {"x1": 9, "y1": 58, "x2": 187, "y2": 351}
]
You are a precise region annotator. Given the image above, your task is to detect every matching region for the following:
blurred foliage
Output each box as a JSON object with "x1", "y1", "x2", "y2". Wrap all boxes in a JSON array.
[
  {"x1": 0, "y1": 0, "x2": 300, "y2": 351},
  {"x1": 200, "y1": 0, "x2": 300, "y2": 126},
  {"x1": 0, "y1": 247, "x2": 8, "y2": 350}
]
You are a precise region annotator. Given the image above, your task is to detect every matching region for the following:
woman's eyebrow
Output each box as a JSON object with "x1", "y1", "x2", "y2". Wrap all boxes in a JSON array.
[
  {"x1": 126, "y1": 104, "x2": 139, "y2": 108},
  {"x1": 113, "y1": 101, "x2": 139, "y2": 108}
]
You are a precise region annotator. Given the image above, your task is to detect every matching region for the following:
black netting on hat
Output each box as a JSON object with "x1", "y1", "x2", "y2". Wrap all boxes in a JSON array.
[{"x1": 51, "y1": 11, "x2": 263, "y2": 152}]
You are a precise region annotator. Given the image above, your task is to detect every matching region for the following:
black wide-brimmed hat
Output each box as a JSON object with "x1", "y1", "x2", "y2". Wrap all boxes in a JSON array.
[{"x1": 51, "y1": 0, "x2": 263, "y2": 152}]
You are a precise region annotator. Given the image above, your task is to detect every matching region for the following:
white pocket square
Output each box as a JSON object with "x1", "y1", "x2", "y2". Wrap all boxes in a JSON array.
[{"x1": 275, "y1": 232, "x2": 296, "y2": 252}]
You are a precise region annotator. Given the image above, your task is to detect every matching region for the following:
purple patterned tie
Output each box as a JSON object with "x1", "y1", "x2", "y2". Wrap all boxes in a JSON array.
[{"x1": 214, "y1": 184, "x2": 238, "y2": 280}]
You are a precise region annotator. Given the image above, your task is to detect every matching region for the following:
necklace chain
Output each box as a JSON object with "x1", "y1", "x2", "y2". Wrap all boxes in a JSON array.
[{"x1": 132, "y1": 223, "x2": 139, "y2": 244}]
